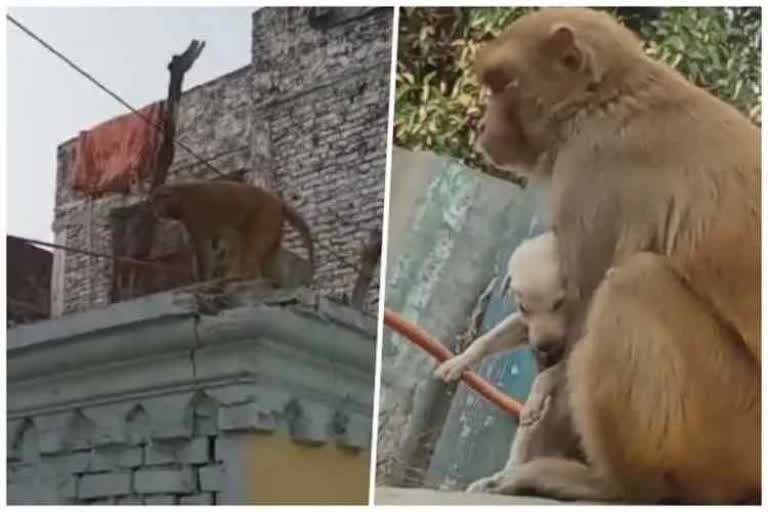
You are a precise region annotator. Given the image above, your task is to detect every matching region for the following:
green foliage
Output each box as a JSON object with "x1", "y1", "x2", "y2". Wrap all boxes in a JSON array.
[
  {"x1": 642, "y1": 7, "x2": 761, "y2": 122},
  {"x1": 395, "y1": 7, "x2": 761, "y2": 165}
]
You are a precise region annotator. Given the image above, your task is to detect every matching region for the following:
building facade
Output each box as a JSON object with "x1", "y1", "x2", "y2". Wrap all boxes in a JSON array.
[{"x1": 51, "y1": 7, "x2": 391, "y2": 317}]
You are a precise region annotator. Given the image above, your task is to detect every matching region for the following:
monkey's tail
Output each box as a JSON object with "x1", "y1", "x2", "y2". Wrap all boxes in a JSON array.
[{"x1": 283, "y1": 204, "x2": 315, "y2": 274}]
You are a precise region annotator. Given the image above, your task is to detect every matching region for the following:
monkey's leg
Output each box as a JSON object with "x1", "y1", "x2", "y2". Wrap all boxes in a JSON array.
[
  {"x1": 242, "y1": 214, "x2": 283, "y2": 280},
  {"x1": 221, "y1": 228, "x2": 245, "y2": 278},
  {"x1": 507, "y1": 362, "x2": 581, "y2": 465},
  {"x1": 466, "y1": 380, "x2": 558, "y2": 494},
  {"x1": 467, "y1": 363, "x2": 582, "y2": 494},
  {"x1": 435, "y1": 312, "x2": 526, "y2": 381},
  {"x1": 191, "y1": 235, "x2": 214, "y2": 282},
  {"x1": 567, "y1": 252, "x2": 760, "y2": 504}
]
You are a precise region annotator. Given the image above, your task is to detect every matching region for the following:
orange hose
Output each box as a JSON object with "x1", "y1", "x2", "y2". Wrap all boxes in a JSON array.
[{"x1": 383, "y1": 308, "x2": 524, "y2": 417}]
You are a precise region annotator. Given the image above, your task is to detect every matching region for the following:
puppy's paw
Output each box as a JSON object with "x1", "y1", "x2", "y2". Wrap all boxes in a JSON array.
[{"x1": 434, "y1": 355, "x2": 471, "y2": 382}]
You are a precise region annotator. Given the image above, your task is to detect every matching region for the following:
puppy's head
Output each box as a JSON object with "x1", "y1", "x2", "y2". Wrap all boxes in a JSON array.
[
  {"x1": 506, "y1": 232, "x2": 567, "y2": 364},
  {"x1": 473, "y1": 8, "x2": 644, "y2": 178}
]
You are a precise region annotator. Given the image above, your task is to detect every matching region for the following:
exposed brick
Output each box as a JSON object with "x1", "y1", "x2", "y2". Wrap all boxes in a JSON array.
[
  {"x1": 198, "y1": 465, "x2": 223, "y2": 492},
  {"x1": 179, "y1": 493, "x2": 215, "y2": 505},
  {"x1": 218, "y1": 403, "x2": 277, "y2": 432},
  {"x1": 7, "y1": 462, "x2": 36, "y2": 483},
  {"x1": 41, "y1": 451, "x2": 91, "y2": 474},
  {"x1": 134, "y1": 467, "x2": 196, "y2": 494},
  {"x1": 86, "y1": 497, "x2": 116, "y2": 505},
  {"x1": 58, "y1": 475, "x2": 79, "y2": 500},
  {"x1": 145, "y1": 437, "x2": 209, "y2": 465},
  {"x1": 54, "y1": 7, "x2": 388, "y2": 315},
  {"x1": 115, "y1": 495, "x2": 142, "y2": 505},
  {"x1": 89, "y1": 446, "x2": 143, "y2": 471},
  {"x1": 288, "y1": 402, "x2": 334, "y2": 444},
  {"x1": 6, "y1": 483, "x2": 25, "y2": 505},
  {"x1": 78, "y1": 472, "x2": 132, "y2": 499},
  {"x1": 143, "y1": 494, "x2": 177, "y2": 505}
]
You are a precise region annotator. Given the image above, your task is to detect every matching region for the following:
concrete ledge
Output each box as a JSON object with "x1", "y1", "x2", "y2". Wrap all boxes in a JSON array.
[
  {"x1": 9, "y1": 284, "x2": 375, "y2": 416},
  {"x1": 7, "y1": 284, "x2": 376, "y2": 504},
  {"x1": 7, "y1": 292, "x2": 196, "y2": 380},
  {"x1": 375, "y1": 486, "x2": 589, "y2": 505}
]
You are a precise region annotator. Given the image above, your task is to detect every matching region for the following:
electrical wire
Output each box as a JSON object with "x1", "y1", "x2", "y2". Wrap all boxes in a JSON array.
[
  {"x1": 6, "y1": 14, "x2": 377, "y2": 275},
  {"x1": 6, "y1": 13, "x2": 226, "y2": 178}
]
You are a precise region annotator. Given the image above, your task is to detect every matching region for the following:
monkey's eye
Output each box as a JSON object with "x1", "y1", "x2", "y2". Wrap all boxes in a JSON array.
[
  {"x1": 482, "y1": 67, "x2": 517, "y2": 95},
  {"x1": 519, "y1": 303, "x2": 529, "y2": 315},
  {"x1": 552, "y1": 298, "x2": 564, "y2": 311}
]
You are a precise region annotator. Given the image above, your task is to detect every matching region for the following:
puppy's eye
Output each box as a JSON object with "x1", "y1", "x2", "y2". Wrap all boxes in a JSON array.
[
  {"x1": 519, "y1": 303, "x2": 529, "y2": 315},
  {"x1": 552, "y1": 298, "x2": 564, "y2": 311}
]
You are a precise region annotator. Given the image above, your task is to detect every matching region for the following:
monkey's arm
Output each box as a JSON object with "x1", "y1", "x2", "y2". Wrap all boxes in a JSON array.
[{"x1": 434, "y1": 312, "x2": 527, "y2": 382}]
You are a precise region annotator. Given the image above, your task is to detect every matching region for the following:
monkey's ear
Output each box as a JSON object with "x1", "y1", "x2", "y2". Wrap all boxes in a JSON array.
[
  {"x1": 548, "y1": 23, "x2": 604, "y2": 84},
  {"x1": 548, "y1": 24, "x2": 584, "y2": 73}
]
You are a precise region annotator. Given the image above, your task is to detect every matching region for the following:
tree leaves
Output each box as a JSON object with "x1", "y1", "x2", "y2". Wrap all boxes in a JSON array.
[{"x1": 395, "y1": 7, "x2": 762, "y2": 166}]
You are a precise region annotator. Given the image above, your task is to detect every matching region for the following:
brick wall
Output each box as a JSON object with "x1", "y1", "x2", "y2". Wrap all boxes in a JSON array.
[
  {"x1": 51, "y1": 7, "x2": 390, "y2": 317},
  {"x1": 52, "y1": 67, "x2": 252, "y2": 316},
  {"x1": 251, "y1": 7, "x2": 391, "y2": 305},
  {"x1": 8, "y1": 288, "x2": 376, "y2": 505}
]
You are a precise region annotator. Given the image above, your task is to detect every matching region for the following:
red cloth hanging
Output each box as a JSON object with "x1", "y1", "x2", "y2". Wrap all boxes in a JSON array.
[{"x1": 71, "y1": 102, "x2": 163, "y2": 195}]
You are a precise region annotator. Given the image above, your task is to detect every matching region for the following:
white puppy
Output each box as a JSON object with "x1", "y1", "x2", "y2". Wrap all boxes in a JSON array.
[{"x1": 434, "y1": 231, "x2": 567, "y2": 382}]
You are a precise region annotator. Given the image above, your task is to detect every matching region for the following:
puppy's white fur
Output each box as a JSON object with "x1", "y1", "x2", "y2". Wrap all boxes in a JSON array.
[{"x1": 434, "y1": 232, "x2": 566, "y2": 382}]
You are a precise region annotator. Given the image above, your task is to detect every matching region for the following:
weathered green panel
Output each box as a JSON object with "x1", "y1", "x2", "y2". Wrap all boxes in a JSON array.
[
  {"x1": 428, "y1": 218, "x2": 547, "y2": 487},
  {"x1": 379, "y1": 148, "x2": 540, "y2": 486}
]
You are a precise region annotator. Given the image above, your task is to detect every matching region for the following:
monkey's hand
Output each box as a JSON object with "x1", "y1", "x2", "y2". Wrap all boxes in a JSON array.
[{"x1": 434, "y1": 354, "x2": 474, "y2": 382}]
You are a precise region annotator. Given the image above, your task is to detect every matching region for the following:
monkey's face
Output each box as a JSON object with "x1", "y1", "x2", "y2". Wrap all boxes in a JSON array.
[
  {"x1": 474, "y1": 89, "x2": 542, "y2": 179},
  {"x1": 149, "y1": 186, "x2": 182, "y2": 220},
  {"x1": 473, "y1": 9, "x2": 603, "y2": 176}
]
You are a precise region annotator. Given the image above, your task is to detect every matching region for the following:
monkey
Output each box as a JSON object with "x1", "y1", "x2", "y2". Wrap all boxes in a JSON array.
[
  {"x1": 149, "y1": 180, "x2": 315, "y2": 283},
  {"x1": 432, "y1": 232, "x2": 583, "y2": 488},
  {"x1": 471, "y1": 7, "x2": 760, "y2": 504},
  {"x1": 465, "y1": 361, "x2": 579, "y2": 494}
]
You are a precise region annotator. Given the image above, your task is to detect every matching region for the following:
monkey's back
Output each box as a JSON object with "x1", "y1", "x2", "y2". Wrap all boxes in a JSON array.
[{"x1": 171, "y1": 181, "x2": 284, "y2": 235}]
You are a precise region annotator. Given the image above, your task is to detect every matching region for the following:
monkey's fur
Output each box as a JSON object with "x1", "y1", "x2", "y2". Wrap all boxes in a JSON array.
[
  {"x1": 433, "y1": 233, "x2": 582, "y2": 486},
  {"x1": 150, "y1": 181, "x2": 315, "y2": 282},
  {"x1": 473, "y1": 7, "x2": 760, "y2": 504}
]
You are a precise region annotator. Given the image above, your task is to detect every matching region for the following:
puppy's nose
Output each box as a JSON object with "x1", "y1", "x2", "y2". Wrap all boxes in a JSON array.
[{"x1": 532, "y1": 339, "x2": 564, "y2": 368}]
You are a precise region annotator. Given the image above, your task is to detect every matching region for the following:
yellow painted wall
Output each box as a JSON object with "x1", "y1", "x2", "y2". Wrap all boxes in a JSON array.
[{"x1": 244, "y1": 433, "x2": 370, "y2": 505}]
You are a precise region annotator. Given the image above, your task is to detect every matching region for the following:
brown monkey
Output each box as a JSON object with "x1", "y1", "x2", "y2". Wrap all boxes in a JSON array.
[
  {"x1": 149, "y1": 181, "x2": 315, "y2": 282},
  {"x1": 473, "y1": 7, "x2": 760, "y2": 504}
]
